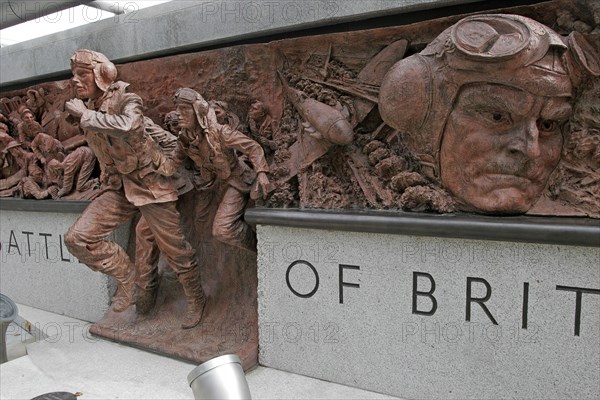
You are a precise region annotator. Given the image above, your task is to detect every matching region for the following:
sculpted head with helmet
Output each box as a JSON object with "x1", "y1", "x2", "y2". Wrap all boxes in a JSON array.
[
  {"x1": 172, "y1": 87, "x2": 211, "y2": 131},
  {"x1": 70, "y1": 49, "x2": 118, "y2": 100},
  {"x1": 379, "y1": 14, "x2": 595, "y2": 214}
]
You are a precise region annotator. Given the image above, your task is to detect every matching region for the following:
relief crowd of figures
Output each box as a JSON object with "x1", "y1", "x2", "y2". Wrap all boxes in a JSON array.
[
  {"x1": 0, "y1": 83, "x2": 98, "y2": 200},
  {"x1": 0, "y1": 9, "x2": 599, "y2": 326},
  {"x1": 2, "y1": 12, "x2": 599, "y2": 217},
  {"x1": 0, "y1": 81, "x2": 276, "y2": 204}
]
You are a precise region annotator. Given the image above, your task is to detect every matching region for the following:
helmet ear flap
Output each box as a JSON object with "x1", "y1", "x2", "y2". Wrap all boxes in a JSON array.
[
  {"x1": 192, "y1": 98, "x2": 210, "y2": 130},
  {"x1": 378, "y1": 55, "x2": 432, "y2": 135},
  {"x1": 194, "y1": 98, "x2": 209, "y2": 116},
  {"x1": 566, "y1": 31, "x2": 600, "y2": 87},
  {"x1": 94, "y1": 61, "x2": 117, "y2": 92}
]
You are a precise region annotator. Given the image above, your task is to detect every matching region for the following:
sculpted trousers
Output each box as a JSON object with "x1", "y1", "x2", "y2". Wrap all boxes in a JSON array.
[
  {"x1": 136, "y1": 190, "x2": 211, "y2": 291},
  {"x1": 61, "y1": 146, "x2": 96, "y2": 193},
  {"x1": 135, "y1": 216, "x2": 160, "y2": 291},
  {"x1": 212, "y1": 185, "x2": 256, "y2": 252},
  {"x1": 65, "y1": 190, "x2": 196, "y2": 283}
]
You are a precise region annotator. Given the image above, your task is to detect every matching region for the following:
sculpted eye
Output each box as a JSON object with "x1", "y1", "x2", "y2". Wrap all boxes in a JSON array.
[
  {"x1": 537, "y1": 119, "x2": 560, "y2": 134},
  {"x1": 478, "y1": 110, "x2": 511, "y2": 126},
  {"x1": 490, "y1": 111, "x2": 511, "y2": 123}
]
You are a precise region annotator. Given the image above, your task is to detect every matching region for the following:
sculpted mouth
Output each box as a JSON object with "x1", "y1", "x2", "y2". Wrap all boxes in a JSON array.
[{"x1": 484, "y1": 173, "x2": 533, "y2": 187}]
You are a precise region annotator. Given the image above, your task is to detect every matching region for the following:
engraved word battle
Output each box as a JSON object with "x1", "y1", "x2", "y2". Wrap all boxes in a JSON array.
[{"x1": 0, "y1": 229, "x2": 81, "y2": 263}]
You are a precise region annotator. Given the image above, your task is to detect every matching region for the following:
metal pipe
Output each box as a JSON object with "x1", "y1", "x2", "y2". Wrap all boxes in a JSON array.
[
  {"x1": 0, "y1": 1, "x2": 94, "y2": 29},
  {"x1": 86, "y1": 1, "x2": 124, "y2": 15}
]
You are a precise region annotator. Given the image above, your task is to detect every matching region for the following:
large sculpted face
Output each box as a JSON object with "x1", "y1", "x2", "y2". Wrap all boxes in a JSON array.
[
  {"x1": 439, "y1": 83, "x2": 571, "y2": 213},
  {"x1": 72, "y1": 67, "x2": 103, "y2": 100},
  {"x1": 176, "y1": 102, "x2": 198, "y2": 130}
]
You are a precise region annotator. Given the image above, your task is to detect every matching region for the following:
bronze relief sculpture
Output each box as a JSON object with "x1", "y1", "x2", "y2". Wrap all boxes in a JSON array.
[
  {"x1": 64, "y1": 50, "x2": 205, "y2": 329},
  {"x1": 0, "y1": 81, "x2": 98, "y2": 200},
  {"x1": 379, "y1": 14, "x2": 581, "y2": 214},
  {"x1": 1, "y1": 0, "x2": 598, "y2": 369},
  {"x1": 151, "y1": 88, "x2": 270, "y2": 251},
  {"x1": 263, "y1": 9, "x2": 598, "y2": 217}
]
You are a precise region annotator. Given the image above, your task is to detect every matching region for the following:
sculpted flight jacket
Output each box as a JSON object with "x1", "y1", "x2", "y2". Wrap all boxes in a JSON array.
[
  {"x1": 153, "y1": 117, "x2": 270, "y2": 193},
  {"x1": 79, "y1": 81, "x2": 179, "y2": 206}
]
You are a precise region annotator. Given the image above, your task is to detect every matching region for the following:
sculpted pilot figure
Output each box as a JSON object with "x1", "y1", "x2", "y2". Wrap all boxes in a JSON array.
[
  {"x1": 379, "y1": 14, "x2": 597, "y2": 214},
  {"x1": 64, "y1": 50, "x2": 205, "y2": 329},
  {"x1": 133, "y1": 88, "x2": 269, "y2": 314},
  {"x1": 152, "y1": 88, "x2": 270, "y2": 251},
  {"x1": 247, "y1": 100, "x2": 278, "y2": 152},
  {"x1": 17, "y1": 106, "x2": 44, "y2": 149}
]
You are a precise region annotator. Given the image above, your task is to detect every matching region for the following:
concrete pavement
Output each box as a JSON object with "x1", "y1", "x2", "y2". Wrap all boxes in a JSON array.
[{"x1": 1, "y1": 304, "x2": 398, "y2": 400}]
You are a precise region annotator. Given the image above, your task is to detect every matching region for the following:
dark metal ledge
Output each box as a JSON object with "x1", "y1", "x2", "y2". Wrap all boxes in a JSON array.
[
  {"x1": 245, "y1": 208, "x2": 600, "y2": 248},
  {"x1": 0, "y1": 198, "x2": 90, "y2": 213}
]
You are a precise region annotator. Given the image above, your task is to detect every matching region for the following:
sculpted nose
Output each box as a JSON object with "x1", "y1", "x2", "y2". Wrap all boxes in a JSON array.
[
  {"x1": 526, "y1": 120, "x2": 541, "y2": 158},
  {"x1": 509, "y1": 119, "x2": 541, "y2": 159}
]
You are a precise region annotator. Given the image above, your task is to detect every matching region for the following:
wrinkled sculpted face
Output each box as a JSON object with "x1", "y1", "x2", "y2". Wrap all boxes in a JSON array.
[
  {"x1": 176, "y1": 102, "x2": 198, "y2": 130},
  {"x1": 22, "y1": 111, "x2": 35, "y2": 123},
  {"x1": 72, "y1": 67, "x2": 103, "y2": 100},
  {"x1": 248, "y1": 101, "x2": 266, "y2": 121},
  {"x1": 439, "y1": 83, "x2": 571, "y2": 214},
  {"x1": 166, "y1": 119, "x2": 179, "y2": 135},
  {"x1": 213, "y1": 105, "x2": 227, "y2": 125}
]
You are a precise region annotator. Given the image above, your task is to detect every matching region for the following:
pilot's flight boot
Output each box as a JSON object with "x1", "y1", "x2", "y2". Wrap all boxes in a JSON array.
[
  {"x1": 179, "y1": 269, "x2": 206, "y2": 329},
  {"x1": 111, "y1": 264, "x2": 136, "y2": 313},
  {"x1": 135, "y1": 284, "x2": 158, "y2": 315}
]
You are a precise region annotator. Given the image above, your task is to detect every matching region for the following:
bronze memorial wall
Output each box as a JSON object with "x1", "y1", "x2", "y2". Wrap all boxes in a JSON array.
[{"x1": 0, "y1": 0, "x2": 598, "y2": 380}]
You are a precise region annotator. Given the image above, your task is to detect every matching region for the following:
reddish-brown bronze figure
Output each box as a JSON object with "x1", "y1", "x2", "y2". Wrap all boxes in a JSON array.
[
  {"x1": 30, "y1": 132, "x2": 64, "y2": 166},
  {"x1": 47, "y1": 145, "x2": 98, "y2": 198},
  {"x1": 17, "y1": 106, "x2": 44, "y2": 149},
  {"x1": 247, "y1": 100, "x2": 278, "y2": 152},
  {"x1": 163, "y1": 111, "x2": 180, "y2": 136},
  {"x1": 26, "y1": 85, "x2": 81, "y2": 143},
  {"x1": 152, "y1": 88, "x2": 270, "y2": 251},
  {"x1": 63, "y1": 50, "x2": 205, "y2": 328},
  {"x1": 132, "y1": 120, "x2": 193, "y2": 315},
  {"x1": 0, "y1": 132, "x2": 27, "y2": 196},
  {"x1": 379, "y1": 14, "x2": 593, "y2": 214},
  {"x1": 209, "y1": 100, "x2": 241, "y2": 130},
  {"x1": 21, "y1": 132, "x2": 65, "y2": 199}
]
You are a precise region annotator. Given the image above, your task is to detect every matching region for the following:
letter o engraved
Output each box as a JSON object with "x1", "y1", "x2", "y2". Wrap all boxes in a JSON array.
[{"x1": 286, "y1": 260, "x2": 319, "y2": 298}]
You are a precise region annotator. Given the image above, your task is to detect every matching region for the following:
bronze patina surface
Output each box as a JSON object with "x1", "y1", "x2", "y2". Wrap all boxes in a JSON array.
[{"x1": 1, "y1": 0, "x2": 597, "y2": 370}]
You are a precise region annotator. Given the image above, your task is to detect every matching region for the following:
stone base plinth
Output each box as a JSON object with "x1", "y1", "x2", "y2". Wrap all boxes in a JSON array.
[
  {"x1": 254, "y1": 216, "x2": 600, "y2": 399},
  {"x1": 0, "y1": 203, "x2": 129, "y2": 322}
]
